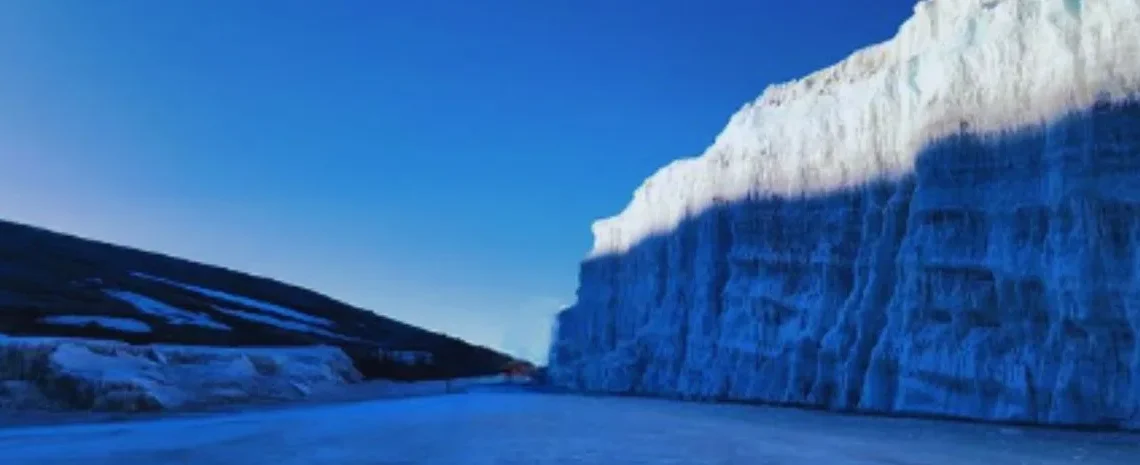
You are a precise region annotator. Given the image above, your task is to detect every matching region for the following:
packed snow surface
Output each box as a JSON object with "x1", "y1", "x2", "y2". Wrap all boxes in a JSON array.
[
  {"x1": 1, "y1": 392, "x2": 1136, "y2": 465},
  {"x1": 590, "y1": 0, "x2": 1140, "y2": 256}
]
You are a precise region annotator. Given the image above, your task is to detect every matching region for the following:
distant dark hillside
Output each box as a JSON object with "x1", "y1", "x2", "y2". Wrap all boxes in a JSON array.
[{"x1": 0, "y1": 219, "x2": 512, "y2": 380}]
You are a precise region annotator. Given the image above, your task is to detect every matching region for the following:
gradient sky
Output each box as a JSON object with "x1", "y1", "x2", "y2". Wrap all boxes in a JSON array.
[{"x1": 0, "y1": 0, "x2": 915, "y2": 363}]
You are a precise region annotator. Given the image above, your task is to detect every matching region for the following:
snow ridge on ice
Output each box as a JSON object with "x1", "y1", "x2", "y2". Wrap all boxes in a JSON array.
[
  {"x1": 0, "y1": 336, "x2": 362, "y2": 412},
  {"x1": 590, "y1": 0, "x2": 1140, "y2": 256}
]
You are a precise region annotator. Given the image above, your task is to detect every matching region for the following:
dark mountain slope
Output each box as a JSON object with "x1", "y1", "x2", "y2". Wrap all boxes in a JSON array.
[{"x1": 0, "y1": 219, "x2": 512, "y2": 380}]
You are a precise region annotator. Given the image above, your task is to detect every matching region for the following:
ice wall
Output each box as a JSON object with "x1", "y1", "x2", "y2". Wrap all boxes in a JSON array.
[{"x1": 549, "y1": 0, "x2": 1140, "y2": 429}]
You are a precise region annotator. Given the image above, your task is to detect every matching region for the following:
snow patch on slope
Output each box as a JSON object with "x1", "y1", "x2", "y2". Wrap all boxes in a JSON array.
[
  {"x1": 39, "y1": 316, "x2": 153, "y2": 334},
  {"x1": 104, "y1": 289, "x2": 231, "y2": 331},
  {"x1": 132, "y1": 272, "x2": 334, "y2": 328},
  {"x1": 213, "y1": 306, "x2": 361, "y2": 342},
  {"x1": 590, "y1": 0, "x2": 1140, "y2": 256}
]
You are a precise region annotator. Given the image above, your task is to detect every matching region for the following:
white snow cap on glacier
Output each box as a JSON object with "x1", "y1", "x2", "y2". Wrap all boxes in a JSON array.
[{"x1": 589, "y1": 0, "x2": 1140, "y2": 257}]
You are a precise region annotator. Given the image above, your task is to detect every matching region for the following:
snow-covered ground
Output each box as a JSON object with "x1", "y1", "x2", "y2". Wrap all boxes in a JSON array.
[{"x1": 1, "y1": 391, "x2": 1135, "y2": 465}]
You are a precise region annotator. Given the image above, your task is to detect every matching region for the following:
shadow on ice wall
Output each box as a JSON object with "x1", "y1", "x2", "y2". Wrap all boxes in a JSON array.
[{"x1": 547, "y1": 97, "x2": 1140, "y2": 430}]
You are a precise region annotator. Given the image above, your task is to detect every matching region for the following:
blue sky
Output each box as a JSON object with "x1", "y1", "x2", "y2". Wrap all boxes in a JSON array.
[{"x1": 0, "y1": 0, "x2": 915, "y2": 362}]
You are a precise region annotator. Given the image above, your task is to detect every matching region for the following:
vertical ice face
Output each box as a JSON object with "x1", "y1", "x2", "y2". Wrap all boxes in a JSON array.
[
  {"x1": 550, "y1": 0, "x2": 1140, "y2": 429},
  {"x1": 588, "y1": 0, "x2": 1140, "y2": 258}
]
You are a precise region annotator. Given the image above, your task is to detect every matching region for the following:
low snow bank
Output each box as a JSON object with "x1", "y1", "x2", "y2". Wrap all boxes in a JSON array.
[
  {"x1": 295, "y1": 374, "x2": 520, "y2": 405},
  {"x1": 0, "y1": 336, "x2": 362, "y2": 412},
  {"x1": 351, "y1": 374, "x2": 521, "y2": 397}
]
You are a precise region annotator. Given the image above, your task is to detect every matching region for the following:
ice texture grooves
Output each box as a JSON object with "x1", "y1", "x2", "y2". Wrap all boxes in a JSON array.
[
  {"x1": 589, "y1": 0, "x2": 1140, "y2": 257},
  {"x1": 549, "y1": 0, "x2": 1140, "y2": 429}
]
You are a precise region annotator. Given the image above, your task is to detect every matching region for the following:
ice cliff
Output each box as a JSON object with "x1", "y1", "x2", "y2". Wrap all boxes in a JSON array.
[{"x1": 548, "y1": 0, "x2": 1140, "y2": 429}]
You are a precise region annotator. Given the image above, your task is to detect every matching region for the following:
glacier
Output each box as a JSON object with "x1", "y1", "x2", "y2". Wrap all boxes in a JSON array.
[{"x1": 547, "y1": 0, "x2": 1140, "y2": 429}]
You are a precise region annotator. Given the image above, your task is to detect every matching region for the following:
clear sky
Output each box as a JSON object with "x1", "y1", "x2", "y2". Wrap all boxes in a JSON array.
[{"x1": 0, "y1": 0, "x2": 915, "y2": 363}]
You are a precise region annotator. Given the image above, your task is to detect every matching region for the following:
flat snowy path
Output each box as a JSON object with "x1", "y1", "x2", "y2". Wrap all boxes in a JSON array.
[{"x1": 1, "y1": 391, "x2": 1137, "y2": 465}]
